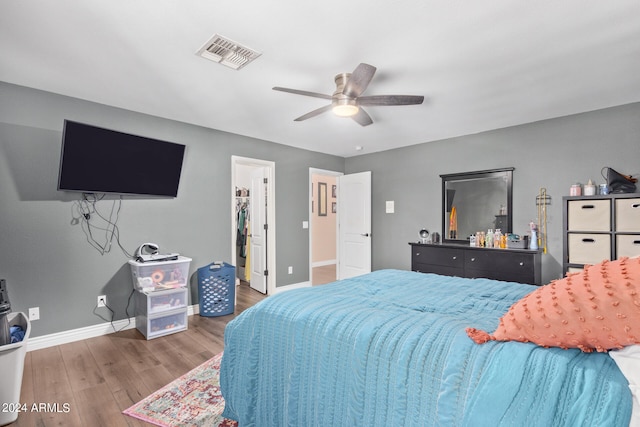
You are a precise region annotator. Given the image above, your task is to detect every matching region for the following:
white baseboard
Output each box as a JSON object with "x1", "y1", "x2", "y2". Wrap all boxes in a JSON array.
[
  {"x1": 312, "y1": 260, "x2": 336, "y2": 268},
  {"x1": 27, "y1": 304, "x2": 199, "y2": 352},
  {"x1": 272, "y1": 281, "x2": 311, "y2": 294}
]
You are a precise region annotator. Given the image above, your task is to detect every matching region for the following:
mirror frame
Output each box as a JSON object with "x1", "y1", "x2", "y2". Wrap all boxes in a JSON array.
[{"x1": 440, "y1": 167, "x2": 514, "y2": 244}]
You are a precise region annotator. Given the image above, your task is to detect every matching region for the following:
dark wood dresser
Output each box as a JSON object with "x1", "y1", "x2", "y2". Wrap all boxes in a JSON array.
[{"x1": 409, "y1": 242, "x2": 542, "y2": 285}]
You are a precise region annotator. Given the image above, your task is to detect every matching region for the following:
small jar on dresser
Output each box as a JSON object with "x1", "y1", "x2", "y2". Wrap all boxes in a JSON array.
[{"x1": 563, "y1": 193, "x2": 640, "y2": 274}]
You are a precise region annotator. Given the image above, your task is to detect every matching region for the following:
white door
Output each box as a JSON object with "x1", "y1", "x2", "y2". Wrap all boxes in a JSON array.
[
  {"x1": 337, "y1": 171, "x2": 371, "y2": 280},
  {"x1": 249, "y1": 167, "x2": 268, "y2": 293}
]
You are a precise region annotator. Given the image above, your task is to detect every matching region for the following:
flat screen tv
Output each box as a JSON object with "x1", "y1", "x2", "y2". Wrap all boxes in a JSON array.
[{"x1": 57, "y1": 120, "x2": 186, "y2": 197}]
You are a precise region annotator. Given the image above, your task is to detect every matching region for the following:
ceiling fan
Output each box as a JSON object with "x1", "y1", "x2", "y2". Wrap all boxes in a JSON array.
[{"x1": 273, "y1": 63, "x2": 424, "y2": 126}]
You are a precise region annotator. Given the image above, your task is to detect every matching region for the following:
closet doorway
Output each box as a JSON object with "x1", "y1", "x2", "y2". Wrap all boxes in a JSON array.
[
  {"x1": 231, "y1": 156, "x2": 275, "y2": 295},
  {"x1": 309, "y1": 168, "x2": 342, "y2": 285}
]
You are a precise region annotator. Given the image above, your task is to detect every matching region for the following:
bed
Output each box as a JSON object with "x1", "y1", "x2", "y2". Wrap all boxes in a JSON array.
[{"x1": 220, "y1": 269, "x2": 633, "y2": 426}]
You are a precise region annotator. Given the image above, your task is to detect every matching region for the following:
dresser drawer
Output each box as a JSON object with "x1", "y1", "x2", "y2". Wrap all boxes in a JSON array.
[
  {"x1": 465, "y1": 251, "x2": 537, "y2": 284},
  {"x1": 567, "y1": 199, "x2": 610, "y2": 231},
  {"x1": 412, "y1": 246, "x2": 464, "y2": 268},
  {"x1": 568, "y1": 233, "x2": 611, "y2": 264},
  {"x1": 464, "y1": 251, "x2": 491, "y2": 269},
  {"x1": 465, "y1": 250, "x2": 533, "y2": 270},
  {"x1": 412, "y1": 262, "x2": 464, "y2": 277},
  {"x1": 495, "y1": 252, "x2": 537, "y2": 276},
  {"x1": 615, "y1": 198, "x2": 640, "y2": 232},
  {"x1": 616, "y1": 234, "x2": 640, "y2": 258},
  {"x1": 466, "y1": 267, "x2": 537, "y2": 284}
]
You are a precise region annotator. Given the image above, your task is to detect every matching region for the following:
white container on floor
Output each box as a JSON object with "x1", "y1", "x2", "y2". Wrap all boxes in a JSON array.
[{"x1": 0, "y1": 312, "x2": 31, "y2": 426}]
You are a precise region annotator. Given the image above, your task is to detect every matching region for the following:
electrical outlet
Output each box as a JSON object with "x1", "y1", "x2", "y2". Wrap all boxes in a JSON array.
[
  {"x1": 288, "y1": 266, "x2": 293, "y2": 274},
  {"x1": 386, "y1": 200, "x2": 395, "y2": 213},
  {"x1": 28, "y1": 307, "x2": 40, "y2": 321},
  {"x1": 97, "y1": 295, "x2": 107, "y2": 308}
]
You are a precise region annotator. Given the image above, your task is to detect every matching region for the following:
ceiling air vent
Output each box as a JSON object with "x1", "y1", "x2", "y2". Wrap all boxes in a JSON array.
[{"x1": 196, "y1": 34, "x2": 261, "y2": 70}]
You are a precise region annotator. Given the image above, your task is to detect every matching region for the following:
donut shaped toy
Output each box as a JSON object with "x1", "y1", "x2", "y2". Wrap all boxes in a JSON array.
[{"x1": 150, "y1": 270, "x2": 165, "y2": 283}]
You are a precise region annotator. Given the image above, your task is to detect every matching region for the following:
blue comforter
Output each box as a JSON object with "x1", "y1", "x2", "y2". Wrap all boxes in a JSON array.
[{"x1": 221, "y1": 269, "x2": 631, "y2": 426}]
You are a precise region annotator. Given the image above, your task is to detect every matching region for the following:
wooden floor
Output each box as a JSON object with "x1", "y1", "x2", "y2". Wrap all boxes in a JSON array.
[
  {"x1": 8, "y1": 283, "x2": 266, "y2": 427},
  {"x1": 312, "y1": 264, "x2": 336, "y2": 286}
]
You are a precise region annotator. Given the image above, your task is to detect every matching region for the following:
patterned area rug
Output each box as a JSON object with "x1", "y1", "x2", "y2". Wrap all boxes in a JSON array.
[{"x1": 123, "y1": 352, "x2": 238, "y2": 427}]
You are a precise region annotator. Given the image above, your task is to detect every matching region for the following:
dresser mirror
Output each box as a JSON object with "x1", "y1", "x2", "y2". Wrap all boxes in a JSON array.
[{"x1": 441, "y1": 167, "x2": 514, "y2": 244}]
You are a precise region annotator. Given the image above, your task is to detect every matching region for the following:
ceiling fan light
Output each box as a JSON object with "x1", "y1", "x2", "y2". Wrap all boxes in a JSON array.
[{"x1": 332, "y1": 104, "x2": 359, "y2": 117}]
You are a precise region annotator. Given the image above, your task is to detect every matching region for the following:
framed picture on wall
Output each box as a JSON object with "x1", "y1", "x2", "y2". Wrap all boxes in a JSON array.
[{"x1": 318, "y1": 182, "x2": 327, "y2": 216}]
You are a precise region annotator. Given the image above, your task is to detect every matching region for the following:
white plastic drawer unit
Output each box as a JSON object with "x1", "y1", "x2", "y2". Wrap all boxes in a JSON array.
[
  {"x1": 144, "y1": 288, "x2": 188, "y2": 315},
  {"x1": 128, "y1": 256, "x2": 192, "y2": 292},
  {"x1": 147, "y1": 310, "x2": 187, "y2": 339},
  {"x1": 567, "y1": 199, "x2": 611, "y2": 231},
  {"x1": 135, "y1": 288, "x2": 188, "y2": 339},
  {"x1": 616, "y1": 235, "x2": 640, "y2": 258},
  {"x1": 615, "y1": 198, "x2": 640, "y2": 232},
  {"x1": 568, "y1": 233, "x2": 611, "y2": 265}
]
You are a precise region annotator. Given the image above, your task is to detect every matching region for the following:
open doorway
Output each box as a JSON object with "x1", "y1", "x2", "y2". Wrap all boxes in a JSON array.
[
  {"x1": 309, "y1": 168, "x2": 342, "y2": 285},
  {"x1": 232, "y1": 156, "x2": 276, "y2": 295}
]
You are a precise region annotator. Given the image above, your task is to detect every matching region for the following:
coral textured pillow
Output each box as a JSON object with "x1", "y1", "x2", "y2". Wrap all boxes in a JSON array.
[{"x1": 467, "y1": 257, "x2": 640, "y2": 352}]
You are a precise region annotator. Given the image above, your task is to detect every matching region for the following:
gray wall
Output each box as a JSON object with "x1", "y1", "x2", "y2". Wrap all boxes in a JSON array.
[
  {"x1": 0, "y1": 82, "x2": 344, "y2": 337},
  {"x1": 346, "y1": 102, "x2": 640, "y2": 283},
  {"x1": 2, "y1": 79, "x2": 638, "y2": 339}
]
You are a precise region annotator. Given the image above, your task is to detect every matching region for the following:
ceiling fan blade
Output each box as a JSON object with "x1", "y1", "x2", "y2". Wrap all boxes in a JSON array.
[
  {"x1": 273, "y1": 87, "x2": 332, "y2": 100},
  {"x1": 351, "y1": 108, "x2": 373, "y2": 127},
  {"x1": 294, "y1": 104, "x2": 333, "y2": 121},
  {"x1": 358, "y1": 95, "x2": 424, "y2": 106},
  {"x1": 342, "y1": 63, "x2": 377, "y2": 98}
]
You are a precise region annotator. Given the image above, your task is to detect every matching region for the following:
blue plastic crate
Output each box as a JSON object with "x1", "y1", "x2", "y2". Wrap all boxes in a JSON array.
[{"x1": 197, "y1": 262, "x2": 235, "y2": 317}]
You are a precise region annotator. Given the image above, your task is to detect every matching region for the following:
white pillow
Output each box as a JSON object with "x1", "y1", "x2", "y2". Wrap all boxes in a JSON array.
[{"x1": 610, "y1": 345, "x2": 640, "y2": 427}]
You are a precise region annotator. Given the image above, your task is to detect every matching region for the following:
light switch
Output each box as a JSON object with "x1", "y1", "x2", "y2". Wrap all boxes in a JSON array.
[
  {"x1": 386, "y1": 201, "x2": 395, "y2": 213},
  {"x1": 302, "y1": 221, "x2": 309, "y2": 229}
]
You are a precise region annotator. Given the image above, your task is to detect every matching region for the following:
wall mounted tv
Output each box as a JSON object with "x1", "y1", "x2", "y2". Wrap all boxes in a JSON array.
[{"x1": 57, "y1": 120, "x2": 186, "y2": 197}]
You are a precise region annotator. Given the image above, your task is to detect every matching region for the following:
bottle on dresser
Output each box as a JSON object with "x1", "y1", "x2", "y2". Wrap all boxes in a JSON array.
[{"x1": 486, "y1": 229, "x2": 494, "y2": 248}]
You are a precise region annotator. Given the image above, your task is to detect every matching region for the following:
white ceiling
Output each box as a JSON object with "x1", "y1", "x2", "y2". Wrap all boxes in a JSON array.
[{"x1": 2, "y1": 1, "x2": 640, "y2": 157}]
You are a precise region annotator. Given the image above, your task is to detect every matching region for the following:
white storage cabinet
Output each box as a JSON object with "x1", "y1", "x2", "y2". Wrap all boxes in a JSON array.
[{"x1": 563, "y1": 194, "x2": 640, "y2": 274}]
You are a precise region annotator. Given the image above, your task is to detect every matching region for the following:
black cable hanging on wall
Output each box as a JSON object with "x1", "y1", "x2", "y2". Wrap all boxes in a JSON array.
[{"x1": 71, "y1": 193, "x2": 133, "y2": 258}]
